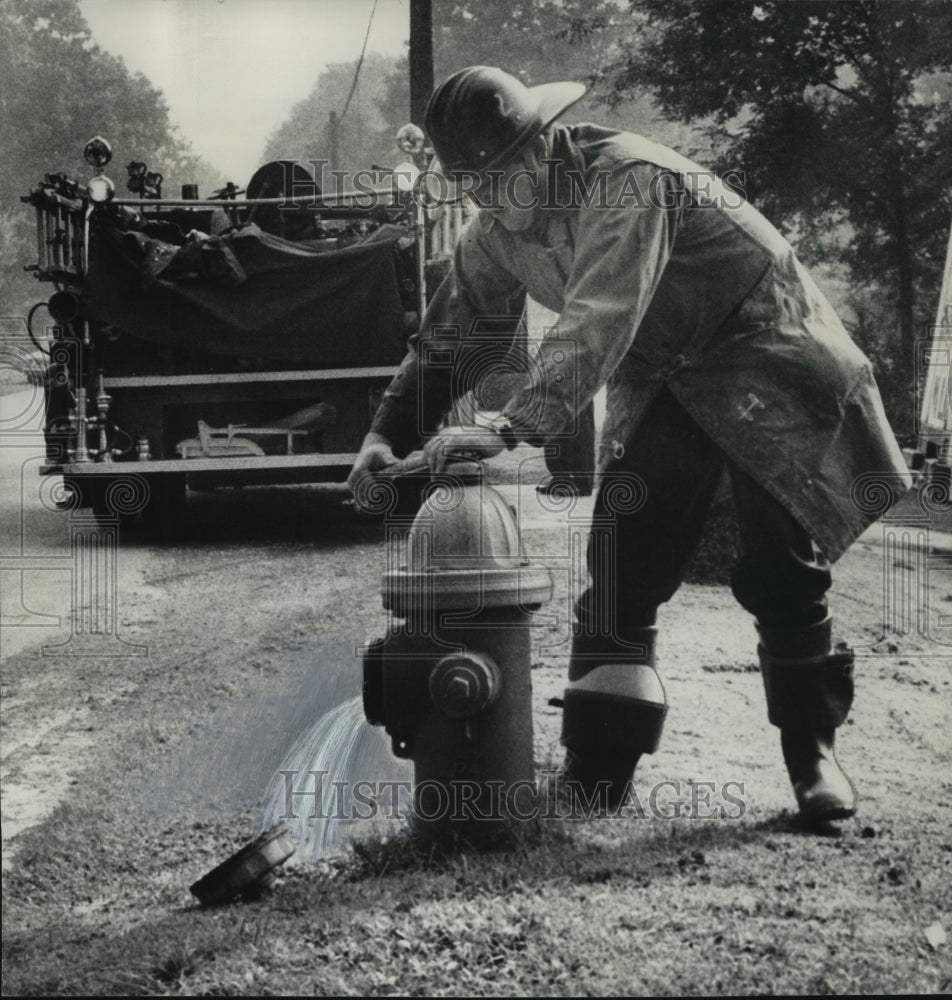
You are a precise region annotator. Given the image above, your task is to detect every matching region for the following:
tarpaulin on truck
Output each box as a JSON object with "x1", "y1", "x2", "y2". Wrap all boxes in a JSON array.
[{"x1": 80, "y1": 221, "x2": 410, "y2": 365}]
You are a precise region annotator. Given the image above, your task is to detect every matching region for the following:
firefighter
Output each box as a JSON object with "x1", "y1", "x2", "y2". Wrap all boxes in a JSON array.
[{"x1": 348, "y1": 66, "x2": 912, "y2": 825}]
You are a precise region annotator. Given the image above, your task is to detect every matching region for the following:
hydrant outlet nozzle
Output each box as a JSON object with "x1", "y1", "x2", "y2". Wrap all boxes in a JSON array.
[{"x1": 429, "y1": 651, "x2": 501, "y2": 718}]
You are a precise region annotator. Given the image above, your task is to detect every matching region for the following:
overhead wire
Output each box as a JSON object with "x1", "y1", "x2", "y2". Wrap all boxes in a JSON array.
[{"x1": 339, "y1": 0, "x2": 380, "y2": 124}]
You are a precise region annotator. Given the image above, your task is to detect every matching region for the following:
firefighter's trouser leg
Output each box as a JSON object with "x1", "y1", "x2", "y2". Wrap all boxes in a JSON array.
[
  {"x1": 574, "y1": 390, "x2": 831, "y2": 629},
  {"x1": 728, "y1": 466, "x2": 832, "y2": 629},
  {"x1": 542, "y1": 400, "x2": 596, "y2": 496},
  {"x1": 566, "y1": 389, "x2": 838, "y2": 809},
  {"x1": 561, "y1": 391, "x2": 719, "y2": 807},
  {"x1": 758, "y1": 617, "x2": 857, "y2": 822}
]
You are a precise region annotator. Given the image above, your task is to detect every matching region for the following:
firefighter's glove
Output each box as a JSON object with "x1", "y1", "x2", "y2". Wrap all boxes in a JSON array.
[
  {"x1": 423, "y1": 425, "x2": 506, "y2": 474},
  {"x1": 347, "y1": 433, "x2": 399, "y2": 508}
]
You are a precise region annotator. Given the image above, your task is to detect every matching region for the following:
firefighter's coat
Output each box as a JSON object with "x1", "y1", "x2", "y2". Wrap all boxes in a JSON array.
[{"x1": 372, "y1": 124, "x2": 911, "y2": 561}]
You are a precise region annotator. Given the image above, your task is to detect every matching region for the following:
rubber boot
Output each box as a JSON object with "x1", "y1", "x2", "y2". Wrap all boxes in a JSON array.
[
  {"x1": 560, "y1": 628, "x2": 667, "y2": 812},
  {"x1": 758, "y1": 617, "x2": 857, "y2": 824}
]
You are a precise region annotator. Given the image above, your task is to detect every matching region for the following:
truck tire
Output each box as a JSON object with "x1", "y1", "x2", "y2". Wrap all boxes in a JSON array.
[
  {"x1": 141, "y1": 474, "x2": 187, "y2": 541},
  {"x1": 89, "y1": 475, "x2": 151, "y2": 525},
  {"x1": 61, "y1": 475, "x2": 93, "y2": 510}
]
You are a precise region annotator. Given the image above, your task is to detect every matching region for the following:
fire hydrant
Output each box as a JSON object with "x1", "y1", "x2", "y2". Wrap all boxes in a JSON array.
[{"x1": 362, "y1": 460, "x2": 553, "y2": 842}]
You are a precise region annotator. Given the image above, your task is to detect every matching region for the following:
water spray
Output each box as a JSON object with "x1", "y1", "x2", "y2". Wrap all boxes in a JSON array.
[{"x1": 189, "y1": 455, "x2": 553, "y2": 898}]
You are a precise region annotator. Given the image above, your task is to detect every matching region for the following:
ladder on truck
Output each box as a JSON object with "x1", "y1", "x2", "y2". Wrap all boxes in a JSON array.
[{"x1": 906, "y1": 216, "x2": 952, "y2": 491}]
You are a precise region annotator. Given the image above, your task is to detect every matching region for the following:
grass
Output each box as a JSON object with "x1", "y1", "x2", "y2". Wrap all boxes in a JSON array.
[
  {"x1": 3, "y1": 448, "x2": 950, "y2": 996},
  {"x1": 3, "y1": 783, "x2": 950, "y2": 996}
]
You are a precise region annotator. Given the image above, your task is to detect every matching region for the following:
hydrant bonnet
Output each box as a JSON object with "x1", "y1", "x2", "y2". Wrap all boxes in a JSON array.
[{"x1": 382, "y1": 468, "x2": 552, "y2": 613}]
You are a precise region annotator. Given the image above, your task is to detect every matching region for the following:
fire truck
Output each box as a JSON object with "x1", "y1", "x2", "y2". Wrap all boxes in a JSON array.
[{"x1": 22, "y1": 130, "x2": 467, "y2": 533}]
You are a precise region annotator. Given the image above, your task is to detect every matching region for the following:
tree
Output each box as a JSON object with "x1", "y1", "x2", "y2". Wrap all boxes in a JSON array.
[
  {"x1": 590, "y1": 0, "x2": 952, "y2": 388},
  {"x1": 371, "y1": 0, "x2": 712, "y2": 168},
  {"x1": 262, "y1": 53, "x2": 402, "y2": 187},
  {"x1": 0, "y1": 0, "x2": 222, "y2": 318},
  {"x1": 262, "y1": 0, "x2": 715, "y2": 203},
  {"x1": 263, "y1": 1, "x2": 699, "y2": 204}
]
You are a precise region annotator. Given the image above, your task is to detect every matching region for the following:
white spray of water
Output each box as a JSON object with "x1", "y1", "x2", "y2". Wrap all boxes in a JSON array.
[{"x1": 259, "y1": 695, "x2": 413, "y2": 862}]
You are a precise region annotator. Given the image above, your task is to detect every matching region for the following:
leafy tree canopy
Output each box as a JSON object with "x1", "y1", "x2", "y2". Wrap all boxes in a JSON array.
[
  {"x1": 427, "y1": 0, "x2": 700, "y2": 154},
  {"x1": 590, "y1": 0, "x2": 952, "y2": 371},
  {"x1": 264, "y1": 0, "x2": 707, "y2": 193},
  {"x1": 1, "y1": 0, "x2": 222, "y2": 201},
  {"x1": 262, "y1": 53, "x2": 402, "y2": 185},
  {"x1": 1, "y1": 0, "x2": 222, "y2": 315}
]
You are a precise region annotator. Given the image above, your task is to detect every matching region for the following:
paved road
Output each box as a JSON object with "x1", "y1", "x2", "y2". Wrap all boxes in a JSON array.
[
  {"x1": 0, "y1": 385, "x2": 156, "y2": 661},
  {"x1": 0, "y1": 384, "x2": 386, "y2": 859}
]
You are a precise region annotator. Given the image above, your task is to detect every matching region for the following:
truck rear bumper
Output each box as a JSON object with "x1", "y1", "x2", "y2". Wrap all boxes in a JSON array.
[{"x1": 41, "y1": 453, "x2": 359, "y2": 487}]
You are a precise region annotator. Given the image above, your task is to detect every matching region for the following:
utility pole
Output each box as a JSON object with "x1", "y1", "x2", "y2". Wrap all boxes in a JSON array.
[
  {"x1": 409, "y1": 0, "x2": 433, "y2": 127},
  {"x1": 328, "y1": 111, "x2": 339, "y2": 176}
]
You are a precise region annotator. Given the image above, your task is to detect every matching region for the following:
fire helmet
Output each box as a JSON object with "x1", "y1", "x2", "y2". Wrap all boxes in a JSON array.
[{"x1": 424, "y1": 66, "x2": 586, "y2": 178}]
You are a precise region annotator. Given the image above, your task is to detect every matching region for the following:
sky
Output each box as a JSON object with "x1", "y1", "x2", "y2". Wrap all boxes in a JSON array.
[{"x1": 78, "y1": 0, "x2": 411, "y2": 183}]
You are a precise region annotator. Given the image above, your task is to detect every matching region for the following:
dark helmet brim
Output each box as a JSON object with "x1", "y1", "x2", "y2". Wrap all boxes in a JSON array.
[
  {"x1": 424, "y1": 71, "x2": 587, "y2": 203},
  {"x1": 531, "y1": 81, "x2": 589, "y2": 144},
  {"x1": 488, "y1": 79, "x2": 588, "y2": 174}
]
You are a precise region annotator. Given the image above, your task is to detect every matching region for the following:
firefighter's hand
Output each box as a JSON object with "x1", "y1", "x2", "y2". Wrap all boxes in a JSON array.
[
  {"x1": 423, "y1": 425, "x2": 505, "y2": 474},
  {"x1": 347, "y1": 434, "x2": 398, "y2": 505}
]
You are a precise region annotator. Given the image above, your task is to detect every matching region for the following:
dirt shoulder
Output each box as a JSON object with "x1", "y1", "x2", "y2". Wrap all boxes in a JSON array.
[{"x1": 1, "y1": 465, "x2": 951, "y2": 995}]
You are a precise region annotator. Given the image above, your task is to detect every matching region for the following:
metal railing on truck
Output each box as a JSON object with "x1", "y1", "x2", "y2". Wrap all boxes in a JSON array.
[{"x1": 21, "y1": 135, "x2": 473, "y2": 529}]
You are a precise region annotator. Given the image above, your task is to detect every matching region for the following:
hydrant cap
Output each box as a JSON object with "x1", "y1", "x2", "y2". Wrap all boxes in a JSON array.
[
  {"x1": 383, "y1": 481, "x2": 552, "y2": 611},
  {"x1": 410, "y1": 481, "x2": 521, "y2": 566}
]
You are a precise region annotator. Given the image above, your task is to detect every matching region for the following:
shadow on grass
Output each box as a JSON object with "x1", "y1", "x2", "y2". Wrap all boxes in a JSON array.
[
  {"x1": 0, "y1": 801, "x2": 869, "y2": 996},
  {"x1": 117, "y1": 483, "x2": 387, "y2": 551}
]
